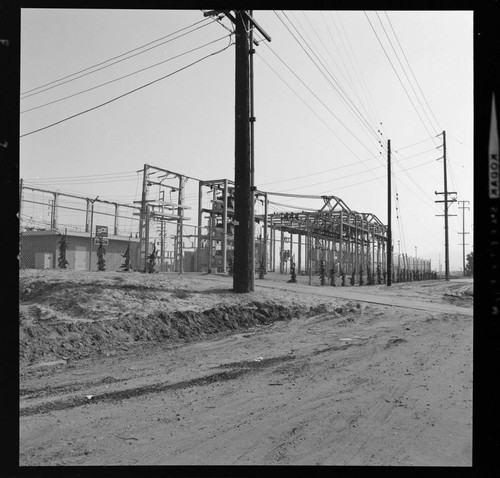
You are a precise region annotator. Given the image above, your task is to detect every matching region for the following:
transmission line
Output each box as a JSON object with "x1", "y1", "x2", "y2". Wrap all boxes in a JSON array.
[
  {"x1": 384, "y1": 11, "x2": 442, "y2": 133},
  {"x1": 21, "y1": 34, "x2": 232, "y2": 114},
  {"x1": 20, "y1": 37, "x2": 234, "y2": 138},
  {"x1": 277, "y1": 11, "x2": 383, "y2": 151},
  {"x1": 364, "y1": 11, "x2": 438, "y2": 141},
  {"x1": 375, "y1": 12, "x2": 440, "y2": 142},
  {"x1": 21, "y1": 16, "x2": 215, "y2": 98}
]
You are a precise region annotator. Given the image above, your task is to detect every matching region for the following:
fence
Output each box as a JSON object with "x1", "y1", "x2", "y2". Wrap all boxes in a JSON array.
[{"x1": 19, "y1": 181, "x2": 434, "y2": 280}]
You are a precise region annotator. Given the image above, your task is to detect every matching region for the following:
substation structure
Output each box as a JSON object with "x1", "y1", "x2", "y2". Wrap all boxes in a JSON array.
[
  {"x1": 196, "y1": 178, "x2": 236, "y2": 273},
  {"x1": 267, "y1": 200, "x2": 388, "y2": 279},
  {"x1": 196, "y1": 186, "x2": 389, "y2": 280},
  {"x1": 137, "y1": 167, "x2": 431, "y2": 281},
  {"x1": 136, "y1": 164, "x2": 191, "y2": 273}
]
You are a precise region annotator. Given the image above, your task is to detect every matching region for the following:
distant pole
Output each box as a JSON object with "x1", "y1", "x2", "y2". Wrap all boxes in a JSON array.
[
  {"x1": 435, "y1": 131, "x2": 457, "y2": 281},
  {"x1": 306, "y1": 215, "x2": 312, "y2": 285},
  {"x1": 458, "y1": 200, "x2": 470, "y2": 276},
  {"x1": 387, "y1": 139, "x2": 392, "y2": 286},
  {"x1": 88, "y1": 195, "x2": 99, "y2": 271},
  {"x1": 443, "y1": 131, "x2": 450, "y2": 280}
]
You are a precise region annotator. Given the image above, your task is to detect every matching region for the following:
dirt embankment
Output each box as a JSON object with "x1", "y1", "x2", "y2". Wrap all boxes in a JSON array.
[
  {"x1": 19, "y1": 270, "x2": 358, "y2": 367},
  {"x1": 19, "y1": 271, "x2": 473, "y2": 466}
]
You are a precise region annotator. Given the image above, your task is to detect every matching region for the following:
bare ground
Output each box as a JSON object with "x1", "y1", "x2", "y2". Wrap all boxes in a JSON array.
[{"x1": 19, "y1": 269, "x2": 473, "y2": 466}]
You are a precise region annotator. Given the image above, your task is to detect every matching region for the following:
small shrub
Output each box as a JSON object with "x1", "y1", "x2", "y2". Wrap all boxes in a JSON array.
[
  {"x1": 120, "y1": 241, "x2": 132, "y2": 272},
  {"x1": 57, "y1": 233, "x2": 69, "y2": 269},
  {"x1": 146, "y1": 241, "x2": 157, "y2": 273},
  {"x1": 97, "y1": 237, "x2": 106, "y2": 271},
  {"x1": 329, "y1": 264, "x2": 336, "y2": 286},
  {"x1": 319, "y1": 260, "x2": 327, "y2": 286},
  {"x1": 288, "y1": 261, "x2": 297, "y2": 283}
]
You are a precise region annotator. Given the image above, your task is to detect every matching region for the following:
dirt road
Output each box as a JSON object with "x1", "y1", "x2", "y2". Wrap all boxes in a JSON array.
[{"x1": 19, "y1": 274, "x2": 472, "y2": 466}]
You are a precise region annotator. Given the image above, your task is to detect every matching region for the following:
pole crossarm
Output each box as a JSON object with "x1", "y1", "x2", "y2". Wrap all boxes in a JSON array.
[{"x1": 204, "y1": 9, "x2": 272, "y2": 42}]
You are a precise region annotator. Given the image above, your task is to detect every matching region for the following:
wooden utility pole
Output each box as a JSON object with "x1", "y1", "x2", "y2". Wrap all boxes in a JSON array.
[
  {"x1": 204, "y1": 10, "x2": 270, "y2": 292},
  {"x1": 458, "y1": 200, "x2": 470, "y2": 276},
  {"x1": 249, "y1": 11, "x2": 256, "y2": 291},
  {"x1": 435, "y1": 131, "x2": 457, "y2": 281},
  {"x1": 233, "y1": 11, "x2": 253, "y2": 292},
  {"x1": 387, "y1": 139, "x2": 392, "y2": 286}
]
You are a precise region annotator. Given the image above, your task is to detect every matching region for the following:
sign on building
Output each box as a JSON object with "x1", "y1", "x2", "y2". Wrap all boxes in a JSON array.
[
  {"x1": 95, "y1": 225, "x2": 108, "y2": 237},
  {"x1": 94, "y1": 237, "x2": 109, "y2": 246}
]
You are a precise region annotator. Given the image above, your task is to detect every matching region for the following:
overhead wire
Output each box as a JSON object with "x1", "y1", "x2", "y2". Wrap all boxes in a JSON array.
[
  {"x1": 257, "y1": 14, "x2": 444, "y2": 208},
  {"x1": 256, "y1": 36, "x2": 385, "y2": 187},
  {"x1": 303, "y1": 10, "x2": 384, "y2": 150},
  {"x1": 374, "y1": 11, "x2": 440, "y2": 141},
  {"x1": 255, "y1": 49, "x2": 373, "y2": 163},
  {"x1": 384, "y1": 11, "x2": 442, "y2": 133},
  {"x1": 277, "y1": 11, "x2": 384, "y2": 152},
  {"x1": 20, "y1": 35, "x2": 234, "y2": 138},
  {"x1": 334, "y1": 11, "x2": 383, "y2": 133},
  {"x1": 303, "y1": 10, "x2": 379, "y2": 131},
  {"x1": 260, "y1": 143, "x2": 440, "y2": 188},
  {"x1": 276, "y1": 155, "x2": 439, "y2": 195},
  {"x1": 21, "y1": 34, "x2": 233, "y2": 114},
  {"x1": 364, "y1": 11, "x2": 438, "y2": 141},
  {"x1": 20, "y1": 16, "x2": 216, "y2": 99}
]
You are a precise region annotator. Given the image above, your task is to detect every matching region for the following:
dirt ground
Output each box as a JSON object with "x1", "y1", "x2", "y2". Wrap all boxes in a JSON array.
[{"x1": 19, "y1": 269, "x2": 473, "y2": 466}]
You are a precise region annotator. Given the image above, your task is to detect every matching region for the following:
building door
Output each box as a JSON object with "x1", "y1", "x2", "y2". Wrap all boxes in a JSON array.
[{"x1": 74, "y1": 246, "x2": 87, "y2": 270}]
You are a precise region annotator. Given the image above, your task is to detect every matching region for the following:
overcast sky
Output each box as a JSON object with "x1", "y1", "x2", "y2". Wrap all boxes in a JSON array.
[{"x1": 19, "y1": 8, "x2": 473, "y2": 271}]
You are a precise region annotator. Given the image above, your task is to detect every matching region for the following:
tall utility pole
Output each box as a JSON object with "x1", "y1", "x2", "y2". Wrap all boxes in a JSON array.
[
  {"x1": 233, "y1": 11, "x2": 252, "y2": 292},
  {"x1": 435, "y1": 131, "x2": 457, "y2": 281},
  {"x1": 204, "y1": 10, "x2": 270, "y2": 292},
  {"x1": 387, "y1": 139, "x2": 392, "y2": 286},
  {"x1": 458, "y1": 200, "x2": 470, "y2": 276},
  {"x1": 249, "y1": 10, "x2": 256, "y2": 292}
]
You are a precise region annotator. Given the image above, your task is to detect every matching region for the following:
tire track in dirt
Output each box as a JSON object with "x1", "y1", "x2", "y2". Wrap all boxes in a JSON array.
[
  {"x1": 20, "y1": 354, "x2": 297, "y2": 416},
  {"x1": 323, "y1": 314, "x2": 468, "y2": 465}
]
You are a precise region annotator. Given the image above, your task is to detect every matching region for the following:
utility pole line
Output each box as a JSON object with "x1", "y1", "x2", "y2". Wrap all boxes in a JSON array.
[
  {"x1": 387, "y1": 139, "x2": 392, "y2": 286},
  {"x1": 435, "y1": 131, "x2": 457, "y2": 281},
  {"x1": 204, "y1": 10, "x2": 270, "y2": 293},
  {"x1": 458, "y1": 200, "x2": 470, "y2": 276}
]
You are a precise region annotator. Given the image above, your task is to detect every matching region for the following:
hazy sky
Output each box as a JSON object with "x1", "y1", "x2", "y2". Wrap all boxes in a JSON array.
[{"x1": 19, "y1": 9, "x2": 473, "y2": 271}]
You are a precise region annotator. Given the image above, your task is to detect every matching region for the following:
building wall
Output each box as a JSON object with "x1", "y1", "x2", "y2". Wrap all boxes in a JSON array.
[{"x1": 20, "y1": 231, "x2": 140, "y2": 271}]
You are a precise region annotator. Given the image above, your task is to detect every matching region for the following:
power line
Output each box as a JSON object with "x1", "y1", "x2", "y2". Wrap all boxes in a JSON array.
[
  {"x1": 23, "y1": 170, "x2": 138, "y2": 181},
  {"x1": 257, "y1": 40, "x2": 440, "y2": 209},
  {"x1": 257, "y1": 39, "x2": 384, "y2": 182},
  {"x1": 374, "y1": 11, "x2": 440, "y2": 139},
  {"x1": 277, "y1": 11, "x2": 383, "y2": 151},
  {"x1": 393, "y1": 134, "x2": 440, "y2": 152},
  {"x1": 20, "y1": 37, "x2": 234, "y2": 138},
  {"x1": 21, "y1": 34, "x2": 232, "y2": 114},
  {"x1": 20, "y1": 16, "x2": 215, "y2": 98},
  {"x1": 364, "y1": 11, "x2": 438, "y2": 141},
  {"x1": 333, "y1": 11, "x2": 382, "y2": 131},
  {"x1": 259, "y1": 142, "x2": 438, "y2": 188},
  {"x1": 384, "y1": 11, "x2": 442, "y2": 133}
]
